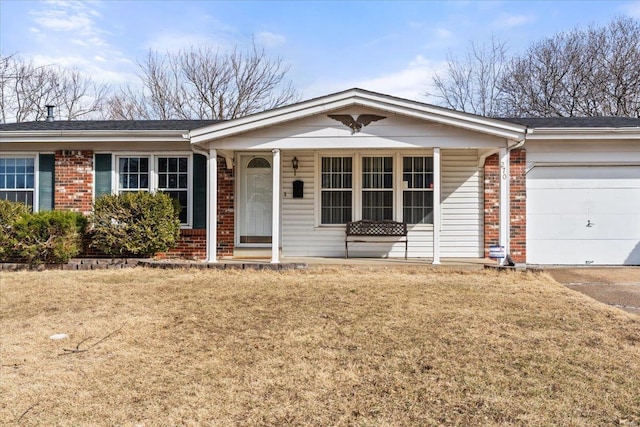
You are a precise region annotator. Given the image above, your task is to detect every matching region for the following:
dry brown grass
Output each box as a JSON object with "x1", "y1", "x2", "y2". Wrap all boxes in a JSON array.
[{"x1": 1, "y1": 266, "x2": 639, "y2": 426}]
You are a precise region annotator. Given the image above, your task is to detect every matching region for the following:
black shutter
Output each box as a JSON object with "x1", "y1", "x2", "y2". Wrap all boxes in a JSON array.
[
  {"x1": 38, "y1": 154, "x2": 54, "y2": 211},
  {"x1": 192, "y1": 154, "x2": 207, "y2": 229},
  {"x1": 94, "y1": 154, "x2": 112, "y2": 199}
]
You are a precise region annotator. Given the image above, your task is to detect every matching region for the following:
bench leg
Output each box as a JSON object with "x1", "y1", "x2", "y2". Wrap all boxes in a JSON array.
[
  {"x1": 405, "y1": 240, "x2": 408, "y2": 260},
  {"x1": 345, "y1": 241, "x2": 348, "y2": 259}
]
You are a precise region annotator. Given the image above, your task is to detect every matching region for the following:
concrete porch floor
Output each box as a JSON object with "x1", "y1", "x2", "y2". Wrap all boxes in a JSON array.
[{"x1": 225, "y1": 256, "x2": 493, "y2": 269}]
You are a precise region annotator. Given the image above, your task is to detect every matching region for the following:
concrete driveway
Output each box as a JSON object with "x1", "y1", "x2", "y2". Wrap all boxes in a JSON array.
[{"x1": 545, "y1": 267, "x2": 640, "y2": 315}]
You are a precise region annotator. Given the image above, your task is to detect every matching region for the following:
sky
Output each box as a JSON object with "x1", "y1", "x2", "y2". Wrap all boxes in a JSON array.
[{"x1": 1, "y1": 0, "x2": 640, "y2": 103}]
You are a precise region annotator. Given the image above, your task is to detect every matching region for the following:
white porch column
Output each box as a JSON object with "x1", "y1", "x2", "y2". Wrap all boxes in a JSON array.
[
  {"x1": 206, "y1": 149, "x2": 218, "y2": 263},
  {"x1": 432, "y1": 147, "x2": 441, "y2": 265},
  {"x1": 499, "y1": 147, "x2": 510, "y2": 265},
  {"x1": 271, "y1": 149, "x2": 281, "y2": 263}
]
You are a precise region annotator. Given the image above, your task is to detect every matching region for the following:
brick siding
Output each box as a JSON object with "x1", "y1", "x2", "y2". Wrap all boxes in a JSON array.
[
  {"x1": 483, "y1": 149, "x2": 527, "y2": 263},
  {"x1": 156, "y1": 229, "x2": 207, "y2": 260},
  {"x1": 54, "y1": 150, "x2": 93, "y2": 215},
  {"x1": 217, "y1": 156, "x2": 235, "y2": 258}
]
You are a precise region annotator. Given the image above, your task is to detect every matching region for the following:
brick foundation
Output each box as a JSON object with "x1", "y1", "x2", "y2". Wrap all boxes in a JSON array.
[
  {"x1": 54, "y1": 150, "x2": 94, "y2": 215},
  {"x1": 483, "y1": 149, "x2": 527, "y2": 263}
]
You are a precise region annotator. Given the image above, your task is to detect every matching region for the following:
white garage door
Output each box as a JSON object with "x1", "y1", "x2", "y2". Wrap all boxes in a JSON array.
[{"x1": 527, "y1": 165, "x2": 640, "y2": 265}]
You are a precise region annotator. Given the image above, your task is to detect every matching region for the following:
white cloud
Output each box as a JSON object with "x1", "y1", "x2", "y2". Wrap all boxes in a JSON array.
[
  {"x1": 493, "y1": 13, "x2": 535, "y2": 28},
  {"x1": 304, "y1": 55, "x2": 447, "y2": 102},
  {"x1": 29, "y1": 1, "x2": 110, "y2": 50},
  {"x1": 434, "y1": 28, "x2": 453, "y2": 39},
  {"x1": 255, "y1": 31, "x2": 286, "y2": 48}
]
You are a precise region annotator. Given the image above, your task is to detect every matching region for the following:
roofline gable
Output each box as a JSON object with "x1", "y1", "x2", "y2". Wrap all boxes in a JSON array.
[{"x1": 189, "y1": 88, "x2": 527, "y2": 144}]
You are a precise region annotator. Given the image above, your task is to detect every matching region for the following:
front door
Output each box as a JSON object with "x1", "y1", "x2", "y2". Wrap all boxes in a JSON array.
[{"x1": 238, "y1": 155, "x2": 272, "y2": 245}]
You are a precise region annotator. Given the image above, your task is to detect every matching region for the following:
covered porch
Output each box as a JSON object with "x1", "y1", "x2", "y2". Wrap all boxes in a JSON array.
[{"x1": 189, "y1": 89, "x2": 526, "y2": 265}]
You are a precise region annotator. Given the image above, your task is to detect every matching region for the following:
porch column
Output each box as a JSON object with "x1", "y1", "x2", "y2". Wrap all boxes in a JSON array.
[
  {"x1": 499, "y1": 147, "x2": 510, "y2": 265},
  {"x1": 432, "y1": 147, "x2": 441, "y2": 265},
  {"x1": 271, "y1": 149, "x2": 281, "y2": 263},
  {"x1": 206, "y1": 149, "x2": 218, "y2": 263}
]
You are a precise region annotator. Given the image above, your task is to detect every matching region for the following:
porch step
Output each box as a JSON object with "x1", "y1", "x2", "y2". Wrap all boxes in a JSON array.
[{"x1": 233, "y1": 248, "x2": 273, "y2": 259}]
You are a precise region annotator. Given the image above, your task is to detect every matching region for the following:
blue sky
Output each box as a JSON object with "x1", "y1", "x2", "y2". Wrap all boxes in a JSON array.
[{"x1": 1, "y1": 0, "x2": 639, "y2": 102}]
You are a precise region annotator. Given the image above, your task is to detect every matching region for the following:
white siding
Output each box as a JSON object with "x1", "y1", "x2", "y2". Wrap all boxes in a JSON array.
[
  {"x1": 215, "y1": 110, "x2": 507, "y2": 150},
  {"x1": 280, "y1": 149, "x2": 483, "y2": 258},
  {"x1": 440, "y1": 150, "x2": 483, "y2": 257}
]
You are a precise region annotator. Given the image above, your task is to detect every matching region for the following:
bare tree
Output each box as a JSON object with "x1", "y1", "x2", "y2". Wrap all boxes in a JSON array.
[
  {"x1": 427, "y1": 17, "x2": 640, "y2": 118},
  {"x1": 501, "y1": 16, "x2": 640, "y2": 117},
  {"x1": 426, "y1": 37, "x2": 509, "y2": 116},
  {"x1": 106, "y1": 41, "x2": 299, "y2": 120},
  {"x1": 0, "y1": 54, "x2": 109, "y2": 123}
]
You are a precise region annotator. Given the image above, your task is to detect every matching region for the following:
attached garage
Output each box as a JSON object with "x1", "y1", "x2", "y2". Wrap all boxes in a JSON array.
[{"x1": 527, "y1": 165, "x2": 640, "y2": 265}]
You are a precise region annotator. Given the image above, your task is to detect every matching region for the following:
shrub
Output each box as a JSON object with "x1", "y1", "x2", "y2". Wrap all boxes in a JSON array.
[
  {"x1": 0, "y1": 200, "x2": 32, "y2": 261},
  {"x1": 9, "y1": 210, "x2": 87, "y2": 265},
  {"x1": 90, "y1": 192, "x2": 180, "y2": 257}
]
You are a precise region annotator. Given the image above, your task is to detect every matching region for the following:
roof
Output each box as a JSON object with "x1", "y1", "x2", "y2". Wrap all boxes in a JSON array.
[
  {"x1": 190, "y1": 88, "x2": 528, "y2": 145},
  {"x1": 0, "y1": 119, "x2": 220, "y2": 132},
  {"x1": 500, "y1": 117, "x2": 640, "y2": 128}
]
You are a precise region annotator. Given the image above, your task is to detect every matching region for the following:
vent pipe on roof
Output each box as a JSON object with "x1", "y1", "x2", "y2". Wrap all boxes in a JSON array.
[{"x1": 45, "y1": 105, "x2": 55, "y2": 122}]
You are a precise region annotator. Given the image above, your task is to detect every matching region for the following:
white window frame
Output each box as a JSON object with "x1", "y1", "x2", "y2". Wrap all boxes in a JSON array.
[
  {"x1": 361, "y1": 155, "x2": 394, "y2": 221},
  {"x1": 319, "y1": 155, "x2": 353, "y2": 225},
  {"x1": 314, "y1": 150, "x2": 434, "y2": 228},
  {"x1": 0, "y1": 153, "x2": 39, "y2": 211},
  {"x1": 402, "y1": 156, "x2": 435, "y2": 225},
  {"x1": 112, "y1": 152, "x2": 193, "y2": 228}
]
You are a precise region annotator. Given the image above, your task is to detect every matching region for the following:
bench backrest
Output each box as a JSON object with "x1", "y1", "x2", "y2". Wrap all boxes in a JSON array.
[{"x1": 346, "y1": 220, "x2": 407, "y2": 236}]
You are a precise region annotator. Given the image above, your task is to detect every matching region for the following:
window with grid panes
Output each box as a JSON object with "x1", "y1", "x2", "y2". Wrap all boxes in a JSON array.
[
  {"x1": 320, "y1": 157, "x2": 352, "y2": 224},
  {"x1": 118, "y1": 157, "x2": 149, "y2": 192},
  {"x1": 157, "y1": 157, "x2": 189, "y2": 224},
  {"x1": 402, "y1": 156, "x2": 434, "y2": 224},
  {"x1": 0, "y1": 157, "x2": 35, "y2": 207},
  {"x1": 362, "y1": 156, "x2": 393, "y2": 220}
]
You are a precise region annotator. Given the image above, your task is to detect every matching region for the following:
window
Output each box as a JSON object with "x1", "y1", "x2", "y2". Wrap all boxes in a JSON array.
[
  {"x1": 157, "y1": 157, "x2": 188, "y2": 224},
  {"x1": 321, "y1": 157, "x2": 352, "y2": 224},
  {"x1": 118, "y1": 157, "x2": 149, "y2": 191},
  {"x1": 0, "y1": 157, "x2": 35, "y2": 207},
  {"x1": 116, "y1": 155, "x2": 191, "y2": 226},
  {"x1": 362, "y1": 156, "x2": 393, "y2": 220},
  {"x1": 403, "y1": 156, "x2": 433, "y2": 224},
  {"x1": 318, "y1": 153, "x2": 436, "y2": 227}
]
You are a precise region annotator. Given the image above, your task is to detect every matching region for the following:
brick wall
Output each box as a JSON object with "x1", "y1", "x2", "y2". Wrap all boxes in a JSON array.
[
  {"x1": 156, "y1": 229, "x2": 207, "y2": 260},
  {"x1": 217, "y1": 156, "x2": 234, "y2": 258},
  {"x1": 483, "y1": 149, "x2": 527, "y2": 263},
  {"x1": 483, "y1": 154, "x2": 500, "y2": 258},
  {"x1": 509, "y1": 149, "x2": 526, "y2": 262},
  {"x1": 54, "y1": 150, "x2": 93, "y2": 215}
]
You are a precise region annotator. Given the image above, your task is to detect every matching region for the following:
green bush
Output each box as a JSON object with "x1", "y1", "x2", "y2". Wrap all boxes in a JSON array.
[
  {"x1": 90, "y1": 192, "x2": 180, "y2": 257},
  {"x1": 0, "y1": 199, "x2": 32, "y2": 261},
  {"x1": 8, "y1": 210, "x2": 87, "y2": 265}
]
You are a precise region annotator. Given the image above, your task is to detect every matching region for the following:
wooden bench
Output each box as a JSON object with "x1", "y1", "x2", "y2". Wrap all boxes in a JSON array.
[{"x1": 345, "y1": 219, "x2": 408, "y2": 259}]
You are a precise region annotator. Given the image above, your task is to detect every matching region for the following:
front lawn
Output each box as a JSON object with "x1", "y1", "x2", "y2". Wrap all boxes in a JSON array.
[{"x1": 1, "y1": 267, "x2": 639, "y2": 426}]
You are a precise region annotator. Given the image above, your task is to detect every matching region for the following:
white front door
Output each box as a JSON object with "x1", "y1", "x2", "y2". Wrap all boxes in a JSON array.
[{"x1": 238, "y1": 155, "x2": 272, "y2": 245}]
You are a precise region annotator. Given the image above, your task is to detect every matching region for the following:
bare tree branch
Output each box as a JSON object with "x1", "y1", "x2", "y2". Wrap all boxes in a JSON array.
[{"x1": 106, "y1": 40, "x2": 300, "y2": 120}]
